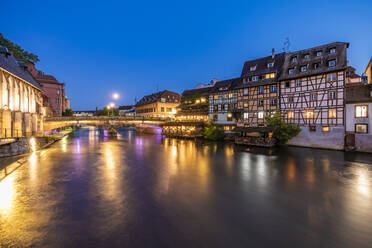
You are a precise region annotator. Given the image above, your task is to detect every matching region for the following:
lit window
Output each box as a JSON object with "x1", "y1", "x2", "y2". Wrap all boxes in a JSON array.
[
  {"x1": 296, "y1": 79, "x2": 301, "y2": 87},
  {"x1": 328, "y1": 60, "x2": 336, "y2": 67},
  {"x1": 327, "y1": 73, "x2": 337, "y2": 81},
  {"x1": 243, "y1": 102, "x2": 248, "y2": 108},
  {"x1": 266, "y1": 73, "x2": 275, "y2": 79},
  {"x1": 270, "y1": 85, "x2": 277, "y2": 93},
  {"x1": 258, "y1": 87, "x2": 264, "y2": 94},
  {"x1": 301, "y1": 66, "x2": 307, "y2": 72},
  {"x1": 258, "y1": 111, "x2": 264, "y2": 119},
  {"x1": 322, "y1": 126, "x2": 330, "y2": 132},
  {"x1": 289, "y1": 68, "x2": 294, "y2": 74},
  {"x1": 195, "y1": 99, "x2": 200, "y2": 104},
  {"x1": 252, "y1": 76, "x2": 259, "y2": 81},
  {"x1": 304, "y1": 54, "x2": 310, "y2": 59},
  {"x1": 201, "y1": 98, "x2": 206, "y2": 103},
  {"x1": 250, "y1": 65, "x2": 257, "y2": 71},
  {"x1": 287, "y1": 111, "x2": 294, "y2": 119},
  {"x1": 167, "y1": 108, "x2": 171, "y2": 112},
  {"x1": 243, "y1": 112, "x2": 249, "y2": 120},
  {"x1": 213, "y1": 95, "x2": 218, "y2": 100},
  {"x1": 329, "y1": 109, "x2": 336, "y2": 118},
  {"x1": 355, "y1": 124, "x2": 368, "y2": 133},
  {"x1": 305, "y1": 110, "x2": 314, "y2": 119},
  {"x1": 316, "y1": 51, "x2": 322, "y2": 56},
  {"x1": 330, "y1": 48, "x2": 336, "y2": 54},
  {"x1": 161, "y1": 98, "x2": 166, "y2": 102},
  {"x1": 355, "y1": 105, "x2": 368, "y2": 118},
  {"x1": 243, "y1": 88, "x2": 249, "y2": 95},
  {"x1": 267, "y1": 62, "x2": 274, "y2": 68},
  {"x1": 291, "y1": 57, "x2": 297, "y2": 63}
]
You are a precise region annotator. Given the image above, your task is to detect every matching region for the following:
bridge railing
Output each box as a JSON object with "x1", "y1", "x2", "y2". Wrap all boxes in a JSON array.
[{"x1": 45, "y1": 116, "x2": 172, "y2": 122}]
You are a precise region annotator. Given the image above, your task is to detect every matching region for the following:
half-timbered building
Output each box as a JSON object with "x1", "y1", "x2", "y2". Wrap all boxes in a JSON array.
[
  {"x1": 235, "y1": 51, "x2": 285, "y2": 128},
  {"x1": 208, "y1": 78, "x2": 241, "y2": 131},
  {"x1": 279, "y1": 42, "x2": 349, "y2": 149}
]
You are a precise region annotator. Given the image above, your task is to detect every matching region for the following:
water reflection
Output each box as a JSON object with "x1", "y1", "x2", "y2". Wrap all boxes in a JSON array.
[{"x1": 0, "y1": 129, "x2": 371, "y2": 247}]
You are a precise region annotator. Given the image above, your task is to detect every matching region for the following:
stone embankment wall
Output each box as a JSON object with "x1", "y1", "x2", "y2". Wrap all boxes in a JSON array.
[
  {"x1": 288, "y1": 125, "x2": 345, "y2": 150},
  {"x1": 0, "y1": 137, "x2": 56, "y2": 158}
]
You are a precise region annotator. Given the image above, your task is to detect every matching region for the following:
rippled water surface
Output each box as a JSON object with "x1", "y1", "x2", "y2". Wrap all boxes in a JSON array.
[{"x1": 1, "y1": 127, "x2": 372, "y2": 248}]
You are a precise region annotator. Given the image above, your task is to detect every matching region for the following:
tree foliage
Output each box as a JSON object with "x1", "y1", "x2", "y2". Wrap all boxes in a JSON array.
[
  {"x1": 96, "y1": 107, "x2": 119, "y2": 116},
  {"x1": 0, "y1": 33, "x2": 39, "y2": 63},
  {"x1": 265, "y1": 111, "x2": 301, "y2": 145},
  {"x1": 62, "y1": 109, "x2": 74, "y2": 116},
  {"x1": 203, "y1": 121, "x2": 225, "y2": 141}
]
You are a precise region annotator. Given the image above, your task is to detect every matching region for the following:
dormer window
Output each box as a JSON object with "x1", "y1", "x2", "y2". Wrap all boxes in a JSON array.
[
  {"x1": 314, "y1": 62, "x2": 320, "y2": 69},
  {"x1": 252, "y1": 76, "x2": 259, "y2": 81},
  {"x1": 328, "y1": 60, "x2": 336, "y2": 67},
  {"x1": 250, "y1": 65, "x2": 257, "y2": 71},
  {"x1": 301, "y1": 66, "x2": 307, "y2": 72},
  {"x1": 288, "y1": 68, "x2": 294, "y2": 75},
  {"x1": 304, "y1": 54, "x2": 310, "y2": 59},
  {"x1": 330, "y1": 48, "x2": 336, "y2": 54},
  {"x1": 291, "y1": 57, "x2": 297, "y2": 63},
  {"x1": 267, "y1": 62, "x2": 274, "y2": 68},
  {"x1": 316, "y1": 51, "x2": 322, "y2": 56}
]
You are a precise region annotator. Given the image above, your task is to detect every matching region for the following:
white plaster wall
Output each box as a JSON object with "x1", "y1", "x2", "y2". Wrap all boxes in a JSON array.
[
  {"x1": 345, "y1": 103, "x2": 372, "y2": 132},
  {"x1": 288, "y1": 125, "x2": 345, "y2": 150}
]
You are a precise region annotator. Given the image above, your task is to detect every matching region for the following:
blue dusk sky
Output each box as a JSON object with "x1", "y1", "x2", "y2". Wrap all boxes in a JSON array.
[{"x1": 1, "y1": 0, "x2": 372, "y2": 110}]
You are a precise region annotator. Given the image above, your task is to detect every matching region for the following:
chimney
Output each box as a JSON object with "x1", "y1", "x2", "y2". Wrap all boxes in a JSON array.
[{"x1": 272, "y1": 48, "x2": 275, "y2": 59}]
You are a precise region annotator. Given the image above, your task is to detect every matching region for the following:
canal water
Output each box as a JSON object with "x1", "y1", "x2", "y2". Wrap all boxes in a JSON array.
[{"x1": 0, "y1": 127, "x2": 372, "y2": 247}]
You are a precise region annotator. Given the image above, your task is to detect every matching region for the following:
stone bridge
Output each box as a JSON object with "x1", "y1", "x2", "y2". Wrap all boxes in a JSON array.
[{"x1": 44, "y1": 116, "x2": 167, "y2": 135}]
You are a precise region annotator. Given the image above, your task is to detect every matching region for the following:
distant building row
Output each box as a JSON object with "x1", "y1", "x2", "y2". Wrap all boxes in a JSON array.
[{"x1": 162, "y1": 42, "x2": 371, "y2": 152}]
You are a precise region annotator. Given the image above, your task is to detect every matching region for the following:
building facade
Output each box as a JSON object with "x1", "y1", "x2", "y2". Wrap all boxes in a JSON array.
[
  {"x1": 208, "y1": 78, "x2": 240, "y2": 131},
  {"x1": 345, "y1": 84, "x2": 372, "y2": 153},
  {"x1": 0, "y1": 46, "x2": 44, "y2": 137},
  {"x1": 236, "y1": 51, "x2": 285, "y2": 128},
  {"x1": 118, "y1": 105, "x2": 135, "y2": 117},
  {"x1": 279, "y1": 42, "x2": 349, "y2": 149},
  {"x1": 27, "y1": 62, "x2": 68, "y2": 116},
  {"x1": 363, "y1": 58, "x2": 372, "y2": 84},
  {"x1": 135, "y1": 90, "x2": 180, "y2": 118}
]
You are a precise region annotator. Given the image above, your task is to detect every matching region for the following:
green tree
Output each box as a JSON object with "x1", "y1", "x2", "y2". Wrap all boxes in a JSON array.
[
  {"x1": 0, "y1": 33, "x2": 39, "y2": 63},
  {"x1": 264, "y1": 111, "x2": 301, "y2": 145},
  {"x1": 96, "y1": 107, "x2": 119, "y2": 116},
  {"x1": 203, "y1": 121, "x2": 225, "y2": 141},
  {"x1": 62, "y1": 109, "x2": 74, "y2": 116}
]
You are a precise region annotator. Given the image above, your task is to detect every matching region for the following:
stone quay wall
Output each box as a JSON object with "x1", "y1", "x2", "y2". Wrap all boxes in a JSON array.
[{"x1": 0, "y1": 137, "x2": 55, "y2": 158}]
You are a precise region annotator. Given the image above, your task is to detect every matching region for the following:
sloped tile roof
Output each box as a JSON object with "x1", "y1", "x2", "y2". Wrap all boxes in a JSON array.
[{"x1": 0, "y1": 47, "x2": 42, "y2": 90}]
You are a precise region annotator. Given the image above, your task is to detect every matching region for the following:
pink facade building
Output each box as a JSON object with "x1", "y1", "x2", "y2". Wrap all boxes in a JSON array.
[{"x1": 27, "y1": 62, "x2": 69, "y2": 116}]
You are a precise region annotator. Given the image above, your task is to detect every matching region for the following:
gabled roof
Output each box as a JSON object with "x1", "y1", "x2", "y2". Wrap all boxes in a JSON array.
[
  {"x1": 136, "y1": 90, "x2": 180, "y2": 106},
  {"x1": 241, "y1": 52, "x2": 285, "y2": 78},
  {"x1": 211, "y1": 77, "x2": 242, "y2": 92},
  {"x1": 118, "y1": 105, "x2": 134, "y2": 110},
  {"x1": 345, "y1": 84, "x2": 372, "y2": 103},
  {"x1": 280, "y1": 42, "x2": 349, "y2": 81},
  {"x1": 364, "y1": 57, "x2": 372, "y2": 74},
  {"x1": 0, "y1": 46, "x2": 42, "y2": 90}
]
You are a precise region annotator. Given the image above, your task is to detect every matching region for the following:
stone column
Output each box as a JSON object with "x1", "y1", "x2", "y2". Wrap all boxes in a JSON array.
[
  {"x1": 1, "y1": 110, "x2": 12, "y2": 137},
  {"x1": 12, "y1": 111, "x2": 23, "y2": 137},
  {"x1": 31, "y1": 113, "x2": 38, "y2": 135},
  {"x1": 23, "y1": 112, "x2": 31, "y2": 137}
]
